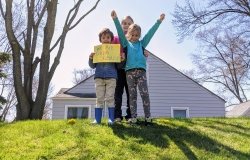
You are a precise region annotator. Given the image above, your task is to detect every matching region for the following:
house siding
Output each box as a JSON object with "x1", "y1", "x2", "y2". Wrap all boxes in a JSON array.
[
  {"x1": 52, "y1": 99, "x2": 96, "y2": 119},
  {"x1": 100, "y1": 54, "x2": 225, "y2": 118},
  {"x1": 52, "y1": 53, "x2": 225, "y2": 119},
  {"x1": 143, "y1": 55, "x2": 225, "y2": 117}
]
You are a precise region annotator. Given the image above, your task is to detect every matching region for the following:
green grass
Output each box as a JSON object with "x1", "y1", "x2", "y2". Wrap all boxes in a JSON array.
[{"x1": 0, "y1": 118, "x2": 250, "y2": 160}]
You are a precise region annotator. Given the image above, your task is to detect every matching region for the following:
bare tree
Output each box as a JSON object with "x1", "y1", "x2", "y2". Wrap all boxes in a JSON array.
[
  {"x1": 0, "y1": 0, "x2": 101, "y2": 120},
  {"x1": 0, "y1": 8, "x2": 16, "y2": 121},
  {"x1": 42, "y1": 82, "x2": 54, "y2": 120},
  {"x1": 42, "y1": 99, "x2": 52, "y2": 120},
  {"x1": 0, "y1": 58, "x2": 12, "y2": 122},
  {"x1": 0, "y1": 61, "x2": 16, "y2": 122},
  {"x1": 172, "y1": 0, "x2": 250, "y2": 103},
  {"x1": 191, "y1": 28, "x2": 250, "y2": 103},
  {"x1": 0, "y1": 1, "x2": 24, "y2": 53},
  {"x1": 0, "y1": 1, "x2": 54, "y2": 121},
  {"x1": 0, "y1": 59, "x2": 54, "y2": 121},
  {"x1": 72, "y1": 68, "x2": 95, "y2": 85},
  {"x1": 172, "y1": 0, "x2": 250, "y2": 41}
]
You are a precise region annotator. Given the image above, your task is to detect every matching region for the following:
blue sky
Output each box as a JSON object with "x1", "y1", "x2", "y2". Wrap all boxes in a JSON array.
[{"x1": 51, "y1": 0, "x2": 197, "y2": 94}]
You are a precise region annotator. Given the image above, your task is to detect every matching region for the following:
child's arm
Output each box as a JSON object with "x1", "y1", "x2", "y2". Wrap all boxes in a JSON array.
[
  {"x1": 111, "y1": 10, "x2": 128, "y2": 48},
  {"x1": 116, "y1": 52, "x2": 126, "y2": 69},
  {"x1": 142, "y1": 13, "x2": 165, "y2": 48},
  {"x1": 88, "y1": 52, "x2": 96, "y2": 69}
]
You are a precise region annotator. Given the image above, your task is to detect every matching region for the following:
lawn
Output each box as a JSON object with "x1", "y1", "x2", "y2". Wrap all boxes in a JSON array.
[{"x1": 0, "y1": 118, "x2": 249, "y2": 160}]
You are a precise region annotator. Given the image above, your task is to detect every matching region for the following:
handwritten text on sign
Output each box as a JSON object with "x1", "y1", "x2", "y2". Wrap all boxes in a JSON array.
[{"x1": 93, "y1": 44, "x2": 120, "y2": 63}]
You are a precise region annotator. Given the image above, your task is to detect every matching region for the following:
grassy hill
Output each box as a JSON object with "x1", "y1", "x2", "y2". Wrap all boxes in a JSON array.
[{"x1": 0, "y1": 118, "x2": 249, "y2": 160}]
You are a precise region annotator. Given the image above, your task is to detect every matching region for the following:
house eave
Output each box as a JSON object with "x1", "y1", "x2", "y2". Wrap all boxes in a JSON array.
[{"x1": 52, "y1": 97, "x2": 96, "y2": 101}]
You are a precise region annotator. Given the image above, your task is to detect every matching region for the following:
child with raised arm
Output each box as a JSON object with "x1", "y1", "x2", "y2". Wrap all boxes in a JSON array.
[
  {"x1": 113, "y1": 15, "x2": 134, "y2": 123},
  {"x1": 89, "y1": 28, "x2": 124, "y2": 125},
  {"x1": 111, "y1": 10, "x2": 165, "y2": 124},
  {"x1": 113, "y1": 16, "x2": 150, "y2": 123}
]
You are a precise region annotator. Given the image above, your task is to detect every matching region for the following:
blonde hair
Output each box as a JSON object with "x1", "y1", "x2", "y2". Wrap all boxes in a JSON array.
[{"x1": 126, "y1": 24, "x2": 141, "y2": 41}]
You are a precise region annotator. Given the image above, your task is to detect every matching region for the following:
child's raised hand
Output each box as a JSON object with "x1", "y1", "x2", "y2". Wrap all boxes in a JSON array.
[
  {"x1": 111, "y1": 10, "x2": 117, "y2": 19},
  {"x1": 159, "y1": 13, "x2": 165, "y2": 22}
]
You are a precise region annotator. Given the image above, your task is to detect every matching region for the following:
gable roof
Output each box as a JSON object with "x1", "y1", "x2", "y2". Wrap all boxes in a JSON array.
[
  {"x1": 148, "y1": 53, "x2": 225, "y2": 102},
  {"x1": 66, "y1": 75, "x2": 95, "y2": 92},
  {"x1": 226, "y1": 101, "x2": 250, "y2": 117},
  {"x1": 52, "y1": 86, "x2": 96, "y2": 99},
  {"x1": 53, "y1": 51, "x2": 225, "y2": 102}
]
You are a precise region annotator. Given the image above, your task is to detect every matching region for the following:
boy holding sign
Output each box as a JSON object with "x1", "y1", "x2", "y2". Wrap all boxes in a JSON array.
[{"x1": 89, "y1": 28, "x2": 125, "y2": 125}]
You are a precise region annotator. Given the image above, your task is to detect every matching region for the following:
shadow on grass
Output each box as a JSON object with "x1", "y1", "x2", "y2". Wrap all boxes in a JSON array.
[
  {"x1": 111, "y1": 120, "x2": 250, "y2": 160},
  {"x1": 184, "y1": 118, "x2": 250, "y2": 138},
  {"x1": 111, "y1": 122, "x2": 170, "y2": 148},
  {"x1": 194, "y1": 118, "x2": 250, "y2": 130},
  {"x1": 209, "y1": 118, "x2": 250, "y2": 130},
  {"x1": 0, "y1": 122, "x2": 7, "y2": 127},
  {"x1": 204, "y1": 124, "x2": 250, "y2": 139}
]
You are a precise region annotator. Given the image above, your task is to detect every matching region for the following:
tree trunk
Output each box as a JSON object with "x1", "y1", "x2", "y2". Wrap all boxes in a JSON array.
[{"x1": 2, "y1": 0, "x2": 101, "y2": 120}]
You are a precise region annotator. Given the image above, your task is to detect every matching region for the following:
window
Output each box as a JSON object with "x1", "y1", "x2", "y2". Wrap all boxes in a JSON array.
[
  {"x1": 171, "y1": 107, "x2": 189, "y2": 118},
  {"x1": 65, "y1": 105, "x2": 91, "y2": 119}
]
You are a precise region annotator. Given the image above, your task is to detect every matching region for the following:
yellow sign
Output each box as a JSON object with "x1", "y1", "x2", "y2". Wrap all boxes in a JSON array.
[{"x1": 93, "y1": 44, "x2": 120, "y2": 63}]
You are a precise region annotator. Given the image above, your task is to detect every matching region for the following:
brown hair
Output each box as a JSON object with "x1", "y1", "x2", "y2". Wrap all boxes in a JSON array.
[
  {"x1": 98, "y1": 28, "x2": 114, "y2": 42},
  {"x1": 121, "y1": 16, "x2": 134, "y2": 24}
]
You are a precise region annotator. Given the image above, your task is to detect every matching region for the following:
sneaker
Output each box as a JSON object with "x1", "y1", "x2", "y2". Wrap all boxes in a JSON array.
[
  {"x1": 115, "y1": 118, "x2": 122, "y2": 123},
  {"x1": 108, "y1": 119, "x2": 114, "y2": 125},
  {"x1": 129, "y1": 118, "x2": 137, "y2": 125},
  {"x1": 126, "y1": 118, "x2": 132, "y2": 123},
  {"x1": 145, "y1": 117, "x2": 153, "y2": 126},
  {"x1": 125, "y1": 115, "x2": 131, "y2": 121},
  {"x1": 125, "y1": 116, "x2": 132, "y2": 121},
  {"x1": 145, "y1": 117, "x2": 152, "y2": 122},
  {"x1": 91, "y1": 120, "x2": 99, "y2": 125}
]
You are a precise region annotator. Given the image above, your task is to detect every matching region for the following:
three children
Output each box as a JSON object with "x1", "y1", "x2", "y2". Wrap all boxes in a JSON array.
[{"x1": 89, "y1": 11, "x2": 165, "y2": 125}]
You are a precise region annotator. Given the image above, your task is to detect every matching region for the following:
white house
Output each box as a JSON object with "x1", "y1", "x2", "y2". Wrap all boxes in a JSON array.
[{"x1": 52, "y1": 53, "x2": 226, "y2": 119}]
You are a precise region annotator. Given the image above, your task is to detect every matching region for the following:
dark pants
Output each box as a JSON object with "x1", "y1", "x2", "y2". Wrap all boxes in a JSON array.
[
  {"x1": 126, "y1": 69, "x2": 150, "y2": 118},
  {"x1": 114, "y1": 69, "x2": 131, "y2": 120}
]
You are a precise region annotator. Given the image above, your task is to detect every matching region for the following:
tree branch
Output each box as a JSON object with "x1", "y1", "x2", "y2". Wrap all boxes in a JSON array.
[
  {"x1": 49, "y1": 0, "x2": 101, "y2": 80},
  {"x1": 173, "y1": 0, "x2": 250, "y2": 40},
  {"x1": 31, "y1": 1, "x2": 48, "y2": 59},
  {"x1": 69, "y1": 0, "x2": 101, "y2": 30},
  {"x1": 0, "y1": 0, "x2": 5, "y2": 18}
]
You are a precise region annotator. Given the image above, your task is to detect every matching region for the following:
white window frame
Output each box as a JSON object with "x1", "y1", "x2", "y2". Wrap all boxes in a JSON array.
[
  {"x1": 64, "y1": 105, "x2": 92, "y2": 119},
  {"x1": 171, "y1": 107, "x2": 190, "y2": 118}
]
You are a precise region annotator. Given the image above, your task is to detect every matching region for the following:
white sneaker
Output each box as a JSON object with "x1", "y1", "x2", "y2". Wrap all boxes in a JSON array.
[
  {"x1": 115, "y1": 118, "x2": 122, "y2": 123},
  {"x1": 145, "y1": 117, "x2": 152, "y2": 123},
  {"x1": 91, "y1": 120, "x2": 98, "y2": 124},
  {"x1": 127, "y1": 118, "x2": 132, "y2": 123},
  {"x1": 131, "y1": 118, "x2": 137, "y2": 124},
  {"x1": 108, "y1": 119, "x2": 114, "y2": 125}
]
